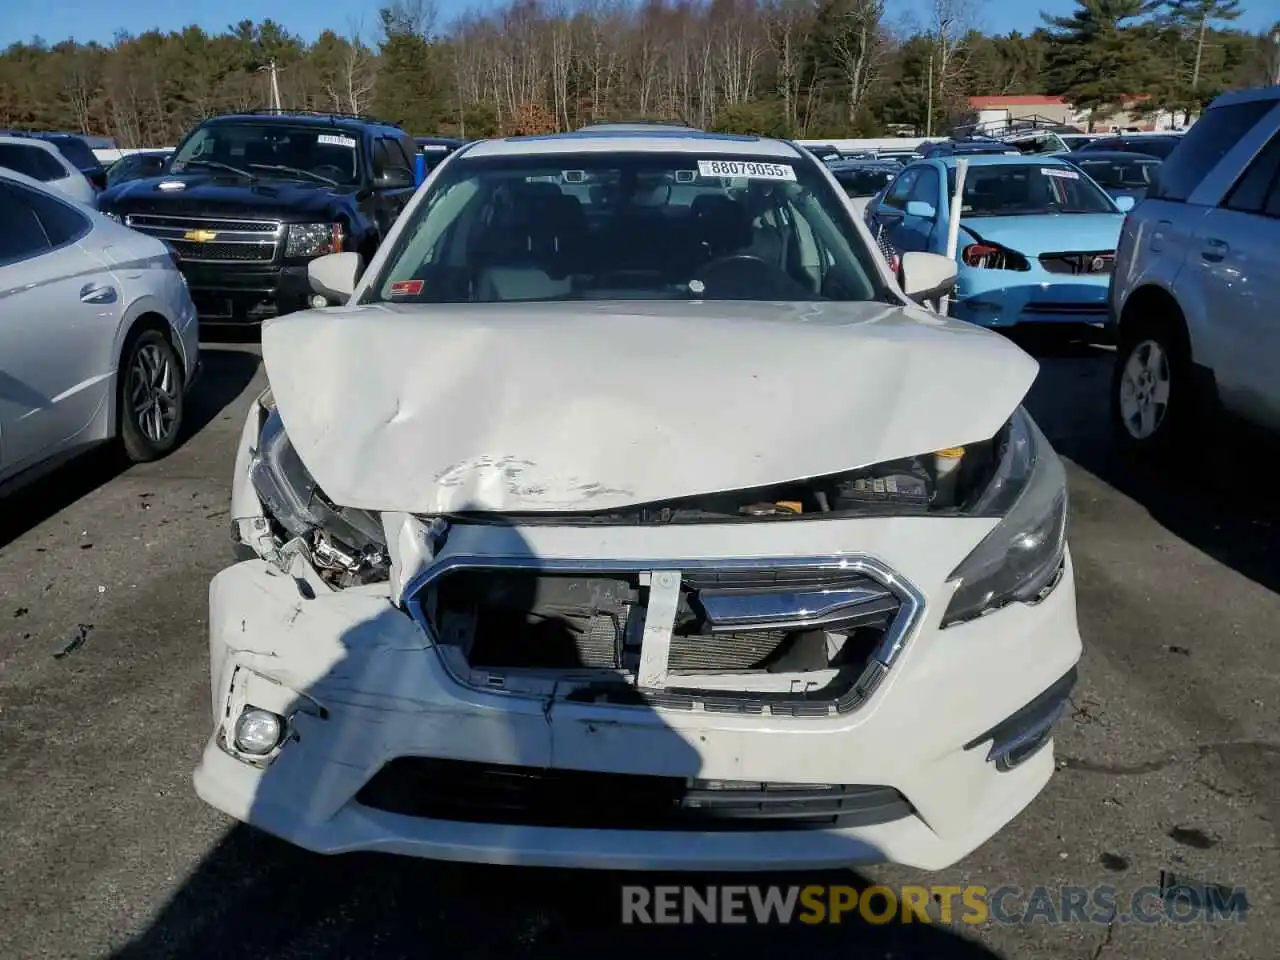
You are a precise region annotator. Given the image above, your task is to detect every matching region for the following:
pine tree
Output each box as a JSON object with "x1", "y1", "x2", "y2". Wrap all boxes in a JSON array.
[{"x1": 1041, "y1": 0, "x2": 1158, "y2": 119}]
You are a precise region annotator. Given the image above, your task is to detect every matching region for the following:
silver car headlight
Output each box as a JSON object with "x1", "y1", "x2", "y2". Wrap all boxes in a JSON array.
[
  {"x1": 941, "y1": 408, "x2": 1068, "y2": 627},
  {"x1": 285, "y1": 222, "x2": 345, "y2": 258}
]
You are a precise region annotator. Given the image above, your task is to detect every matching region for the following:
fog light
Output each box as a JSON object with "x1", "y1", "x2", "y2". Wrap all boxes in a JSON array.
[
  {"x1": 310, "y1": 294, "x2": 329, "y2": 309},
  {"x1": 233, "y1": 707, "x2": 284, "y2": 755}
]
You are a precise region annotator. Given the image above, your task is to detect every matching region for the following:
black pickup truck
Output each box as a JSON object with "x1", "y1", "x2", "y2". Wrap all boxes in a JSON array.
[{"x1": 97, "y1": 111, "x2": 421, "y2": 323}]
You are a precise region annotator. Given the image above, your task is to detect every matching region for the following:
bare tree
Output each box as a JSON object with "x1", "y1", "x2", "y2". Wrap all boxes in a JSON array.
[
  {"x1": 827, "y1": 0, "x2": 887, "y2": 125},
  {"x1": 764, "y1": 0, "x2": 816, "y2": 132},
  {"x1": 925, "y1": 0, "x2": 972, "y2": 135}
]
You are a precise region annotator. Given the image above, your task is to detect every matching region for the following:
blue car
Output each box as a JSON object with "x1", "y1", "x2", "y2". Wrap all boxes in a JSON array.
[{"x1": 864, "y1": 154, "x2": 1135, "y2": 328}]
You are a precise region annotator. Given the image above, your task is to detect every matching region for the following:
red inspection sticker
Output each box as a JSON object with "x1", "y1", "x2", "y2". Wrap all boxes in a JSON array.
[{"x1": 390, "y1": 279, "x2": 424, "y2": 297}]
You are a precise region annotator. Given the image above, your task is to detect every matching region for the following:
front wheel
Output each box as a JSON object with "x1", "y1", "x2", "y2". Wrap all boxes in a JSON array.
[
  {"x1": 1110, "y1": 323, "x2": 1188, "y2": 454},
  {"x1": 119, "y1": 329, "x2": 185, "y2": 462}
]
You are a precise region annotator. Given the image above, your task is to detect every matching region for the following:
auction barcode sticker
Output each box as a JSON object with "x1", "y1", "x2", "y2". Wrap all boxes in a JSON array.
[
  {"x1": 318, "y1": 134, "x2": 357, "y2": 147},
  {"x1": 697, "y1": 160, "x2": 796, "y2": 181},
  {"x1": 1042, "y1": 167, "x2": 1079, "y2": 179}
]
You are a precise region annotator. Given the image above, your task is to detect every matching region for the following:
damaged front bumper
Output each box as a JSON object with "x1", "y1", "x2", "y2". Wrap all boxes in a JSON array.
[
  {"x1": 198, "y1": 532, "x2": 1080, "y2": 871},
  {"x1": 198, "y1": 389, "x2": 1083, "y2": 871}
]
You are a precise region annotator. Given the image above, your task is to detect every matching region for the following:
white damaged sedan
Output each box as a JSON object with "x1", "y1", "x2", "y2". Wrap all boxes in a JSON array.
[{"x1": 196, "y1": 130, "x2": 1082, "y2": 872}]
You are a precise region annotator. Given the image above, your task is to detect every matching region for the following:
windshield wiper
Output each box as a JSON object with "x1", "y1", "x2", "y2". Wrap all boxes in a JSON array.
[
  {"x1": 182, "y1": 159, "x2": 257, "y2": 180},
  {"x1": 248, "y1": 163, "x2": 338, "y2": 186}
]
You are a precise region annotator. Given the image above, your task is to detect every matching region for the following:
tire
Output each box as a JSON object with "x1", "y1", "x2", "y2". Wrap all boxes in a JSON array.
[
  {"x1": 1110, "y1": 317, "x2": 1193, "y2": 456},
  {"x1": 118, "y1": 327, "x2": 185, "y2": 463}
]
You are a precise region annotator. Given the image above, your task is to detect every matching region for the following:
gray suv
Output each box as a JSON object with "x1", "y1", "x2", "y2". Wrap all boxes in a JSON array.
[{"x1": 1108, "y1": 87, "x2": 1280, "y2": 453}]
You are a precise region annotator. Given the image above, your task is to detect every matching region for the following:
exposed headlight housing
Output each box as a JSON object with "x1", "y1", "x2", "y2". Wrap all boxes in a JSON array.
[
  {"x1": 941, "y1": 408, "x2": 1067, "y2": 627},
  {"x1": 285, "y1": 222, "x2": 345, "y2": 258},
  {"x1": 248, "y1": 407, "x2": 389, "y2": 585}
]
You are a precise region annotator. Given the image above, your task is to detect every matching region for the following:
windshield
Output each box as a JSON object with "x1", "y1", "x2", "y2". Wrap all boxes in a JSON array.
[
  {"x1": 1072, "y1": 157, "x2": 1159, "y2": 189},
  {"x1": 367, "y1": 152, "x2": 888, "y2": 305},
  {"x1": 169, "y1": 123, "x2": 361, "y2": 184},
  {"x1": 946, "y1": 163, "x2": 1117, "y2": 216},
  {"x1": 833, "y1": 168, "x2": 896, "y2": 197}
]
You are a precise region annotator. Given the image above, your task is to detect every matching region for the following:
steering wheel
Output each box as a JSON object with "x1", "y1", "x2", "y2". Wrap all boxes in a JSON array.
[{"x1": 690, "y1": 253, "x2": 809, "y2": 300}]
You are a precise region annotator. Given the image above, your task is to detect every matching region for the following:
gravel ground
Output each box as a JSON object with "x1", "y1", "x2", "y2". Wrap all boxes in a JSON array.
[{"x1": 0, "y1": 332, "x2": 1276, "y2": 960}]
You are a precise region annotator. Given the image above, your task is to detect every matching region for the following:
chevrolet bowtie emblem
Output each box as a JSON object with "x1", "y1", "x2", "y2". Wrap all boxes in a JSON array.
[{"x1": 183, "y1": 229, "x2": 218, "y2": 243}]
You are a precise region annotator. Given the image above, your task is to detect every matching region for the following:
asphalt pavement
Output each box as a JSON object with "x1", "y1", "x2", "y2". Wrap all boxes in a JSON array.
[{"x1": 0, "y1": 331, "x2": 1276, "y2": 960}]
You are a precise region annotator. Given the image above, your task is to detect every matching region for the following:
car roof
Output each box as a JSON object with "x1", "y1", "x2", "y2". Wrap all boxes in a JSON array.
[
  {"x1": 463, "y1": 130, "x2": 802, "y2": 159},
  {"x1": 1065, "y1": 150, "x2": 1162, "y2": 162},
  {"x1": 1206, "y1": 85, "x2": 1280, "y2": 110},
  {"x1": 0, "y1": 134, "x2": 66, "y2": 156},
  {"x1": 931, "y1": 153, "x2": 1074, "y2": 169},
  {"x1": 829, "y1": 159, "x2": 899, "y2": 171},
  {"x1": 204, "y1": 113, "x2": 397, "y2": 133}
]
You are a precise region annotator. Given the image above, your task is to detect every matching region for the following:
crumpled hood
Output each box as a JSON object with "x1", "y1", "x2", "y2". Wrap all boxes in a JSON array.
[
  {"x1": 102, "y1": 174, "x2": 350, "y2": 219},
  {"x1": 260, "y1": 300, "x2": 1039, "y2": 513},
  {"x1": 961, "y1": 213, "x2": 1125, "y2": 255}
]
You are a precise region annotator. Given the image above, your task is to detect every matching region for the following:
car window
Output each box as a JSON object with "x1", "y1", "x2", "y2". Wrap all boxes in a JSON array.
[
  {"x1": 169, "y1": 123, "x2": 362, "y2": 185},
  {"x1": 945, "y1": 163, "x2": 1116, "y2": 216},
  {"x1": 1223, "y1": 132, "x2": 1280, "y2": 214},
  {"x1": 372, "y1": 138, "x2": 394, "y2": 176},
  {"x1": 1073, "y1": 157, "x2": 1161, "y2": 189},
  {"x1": 1266, "y1": 176, "x2": 1280, "y2": 219},
  {"x1": 0, "y1": 184, "x2": 53, "y2": 264},
  {"x1": 1148, "y1": 101, "x2": 1276, "y2": 202},
  {"x1": 833, "y1": 168, "x2": 896, "y2": 198},
  {"x1": 0, "y1": 143, "x2": 66, "y2": 182},
  {"x1": 48, "y1": 136, "x2": 99, "y2": 171},
  {"x1": 19, "y1": 183, "x2": 91, "y2": 246},
  {"x1": 397, "y1": 136, "x2": 420, "y2": 169},
  {"x1": 367, "y1": 152, "x2": 889, "y2": 305},
  {"x1": 881, "y1": 168, "x2": 919, "y2": 209},
  {"x1": 908, "y1": 167, "x2": 939, "y2": 206}
]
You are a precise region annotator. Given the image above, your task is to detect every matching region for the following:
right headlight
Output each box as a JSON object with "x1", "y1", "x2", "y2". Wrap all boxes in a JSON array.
[{"x1": 941, "y1": 408, "x2": 1068, "y2": 627}]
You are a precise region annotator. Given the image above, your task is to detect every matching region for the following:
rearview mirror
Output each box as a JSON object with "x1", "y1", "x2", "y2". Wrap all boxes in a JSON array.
[
  {"x1": 1114, "y1": 195, "x2": 1135, "y2": 213},
  {"x1": 375, "y1": 166, "x2": 415, "y2": 189},
  {"x1": 899, "y1": 252, "x2": 957, "y2": 303},
  {"x1": 308, "y1": 252, "x2": 361, "y2": 303},
  {"x1": 905, "y1": 200, "x2": 936, "y2": 220}
]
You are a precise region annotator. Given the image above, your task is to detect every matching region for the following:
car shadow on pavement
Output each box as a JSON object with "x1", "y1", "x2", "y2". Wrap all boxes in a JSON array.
[
  {"x1": 1014, "y1": 329, "x2": 1280, "y2": 596},
  {"x1": 108, "y1": 828, "x2": 1004, "y2": 959},
  {"x1": 0, "y1": 346, "x2": 260, "y2": 549}
]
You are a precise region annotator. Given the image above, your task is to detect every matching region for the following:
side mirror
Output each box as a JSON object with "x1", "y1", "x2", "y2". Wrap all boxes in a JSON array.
[
  {"x1": 899, "y1": 252, "x2": 957, "y2": 303},
  {"x1": 308, "y1": 251, "x2": 362, "y2": 303},
  {"x1": 905, "y1": 200, "x2": 936, "y2": 220},
  {"x1": 375, "y1": 166, "x2": 415, "y2": 189},
  {"x1": 1114, "y1": 195, "x2": 1135, "y2": 213}
]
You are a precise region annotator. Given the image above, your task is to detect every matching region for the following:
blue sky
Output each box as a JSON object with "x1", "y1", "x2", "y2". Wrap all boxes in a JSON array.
[{"x1": 1, "y1": 0, "x2": 1273, "y2": 47}]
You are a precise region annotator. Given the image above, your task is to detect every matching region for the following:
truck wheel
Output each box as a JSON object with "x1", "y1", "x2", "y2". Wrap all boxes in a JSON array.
[{"x1": 119, "y1": 328, "x2": 185, "y2": 463}]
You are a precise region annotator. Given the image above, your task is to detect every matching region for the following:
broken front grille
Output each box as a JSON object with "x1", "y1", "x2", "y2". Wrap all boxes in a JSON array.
[
  {"x1": 355, "y1": 758, "x2": 915, "y2": 831},
  {"x1": 410, "y1": 556, "x2": 921, "y2": 716},
  {"x1": 1038, "y1": 250, "x2": 1115, "y2": 275},
  {"x1": 123, "y1": 213, "x2": 281, "y2": 263}
]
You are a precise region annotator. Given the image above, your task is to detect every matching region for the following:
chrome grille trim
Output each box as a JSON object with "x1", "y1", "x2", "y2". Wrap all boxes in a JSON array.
[
  {"x1": 123, "y1": 213, "x2": 283, "y2": 263},
  {"x1": 404, "y1": 554, "x2": 924, "y2": 716}
]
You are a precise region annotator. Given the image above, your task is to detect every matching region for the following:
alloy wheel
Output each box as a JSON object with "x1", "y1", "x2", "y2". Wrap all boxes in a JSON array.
[
  {"x1": 1117, "y1": 338, "x2": 1171, "y2": 440},
  {"x1": 128, "y1": 343, "x2": 179, "y2": 443}
]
